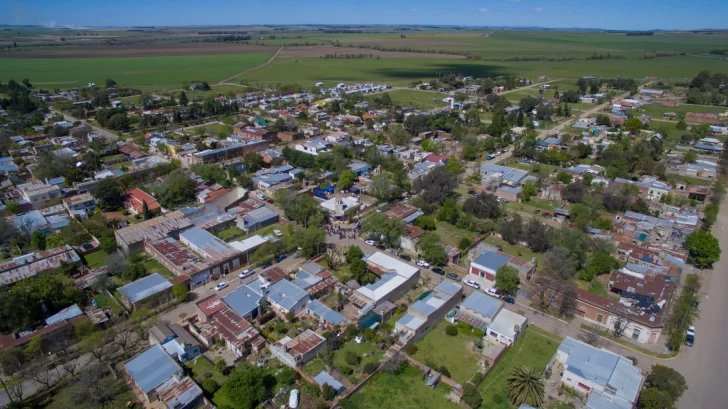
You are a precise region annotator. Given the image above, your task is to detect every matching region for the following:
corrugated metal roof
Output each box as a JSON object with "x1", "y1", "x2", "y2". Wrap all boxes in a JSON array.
[
  {"x1": 267, "y1": 279, "x2": 309, "y2": 311},
  {"x1": 45, "y1": 304, "x2": 83, "y2": 325},
  {"x1": 124, "y1": 344, "x2": 181, "y2": 394},
  {"x1": 118, "y1": 273, "x2": 172, "y2": 304},
  {"x1": 307, "y1": 300, "x2": 346, "y2": 326},
  {"x1": 461, "y1": 291, "x2": 502, "y2": 319}
]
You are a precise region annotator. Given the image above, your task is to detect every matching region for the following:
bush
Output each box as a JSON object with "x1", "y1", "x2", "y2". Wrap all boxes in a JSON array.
[
  {"x1": 202, "y1": 378, "x2": 219, "y2": 394},
  {"x1": 362, "y1": 362, "x2": 379, "y2": 374},
  {"x1": 202, "y1": 372, "x2": 213, "y2": 379},
  {"x1": 438, "y1": 365, "x2": 451, "y2": 378},
  {"x1": 214, "y1": 357, "x2": 227, "y2": 373},
  {"x1": 339, "y1": 365, "x2": 354, "y2": 375},
  {"x1": 627, "y1": 356, "x2": 639, "y2": 366},
  {"x1": 445, "y1": 324, "x2": 458, "y2": 336},
  {"x1": 277, "y1": 367, "x2": 297, "y2": 385},
  {"x1": 322, "y1": 384, "x2": 336, "y2": 401},
  {"x1": 345, "y1": 350, "x2": 361, "y2": 366},
  {"x1": 404, "y1": 343, "x2": 418, "y2": 355},
  {"x1": 462, "y1": 383, "x2": 483, "y2": 408}
]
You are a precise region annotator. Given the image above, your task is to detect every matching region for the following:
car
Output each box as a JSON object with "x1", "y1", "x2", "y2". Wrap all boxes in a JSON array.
[
  {"x1": 486, "y1": 155, "x2": 495, "y2": 160},
  {"x1": 416, "y1": 260, "x2": 430, "y2": 268},
  {"x1": 365, "y1": 240, "x2": 376, "y2": 246},
  {"x1": 258, "y1": 261, "x2": 272, "y2": 270},
  {"x1": 502, "y1": 148, "x2": 509, "y2": 153},
  {"x1": 686, "y1": 325, "x2": 696, "y2": 337},
  {"x1": 464, "y1": 280, "x2": 481, "y2": 289},
  {"x1": 542, "y1": 211, "x2": 551, "y2": 217},
  {"x1": 502, "y1": 296, "x2": 516, "y2": 304},
  {"x1": 431, "y1": 267, "x2": 446, "y2": 276},
  {"x1": 467, "y1": 190, "x2": 476, "y2": 195},
  {"x1": 238, "y1": 269, "x2": 253, "y2": 279},
  {"x1": 215, "y1": 282, "x2": 229, "y2": 291},
  {"x1": 256, "y1": 194, "x2": 266, "y2": 201},
  {"x1": 485, "y1": 288, "x2": 501, "y2": 298},
  {"x1": 495, "y1": 152, "x2": 501, "y2": 156},
  {"x1": 446, "y1": 273, "x2": 462, "y2": 282},
  {"x1": 376, "y1": 244, "x2": 386, "y2": 251},
  {"x1": 693, "y1": 300, "x2": 700, "y2": 310},
  {"x1": 399, "y1": 254, "x2": 412, "y2": 262},
  {"x1": 388, "y1": 249, "x2": 399, "y2": 256},
  {"x1": 275, "y1": 255, "x2": 287, "y2": 263},
  {"x1": 273, "y1": 229, "x2": 283, "y2": 237},
  {"x1": 685, "y1": 334, "x2": 695, "y2": 347}
]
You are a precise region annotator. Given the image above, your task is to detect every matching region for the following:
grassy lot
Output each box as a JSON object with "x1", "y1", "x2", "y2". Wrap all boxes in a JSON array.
[
  {"x1": 144, "y1": 258, "x2": 175, "y2": 279},
  {"x1": 412, "y1": 320, "x2": 482, "y2": 384},
  {"x1": 677, "y1": 175, "x2": 712, "y2": 186},
  {"x1": 334, "y1": 341, "x2": 383, "y2": 372},
  {"x1": 185, "y1": 356, "x2": 226, "y2": 385},
  {"x1": 638, "y1": 103, "x2": 728, "y2": 121},
  {"x1": 111, "y1": 161, "x2": 131, "y2": 170},
  {"x1": 483, "y1": 236, "x2": 546, "y2": 266},
  {"x1": 304, "y1": 358, "x2": 327, "y2": 378},
  {"x1": 0, "y1": 53, "x2": 271, "y2": 91},
  {"x1": 91, "y1": 292, "x2": 123, "y2": 314},
  {"x1": 434, "y1": 220, "x2": 473, "y2": 248},
  {"x1": 216, "y1": 226, "x2": 244, "y2": 240},
  {"x1": 85, "y1": 251, "x2": 108, "y2": 269},
  {"x1": 365, "y1": 89, "x2": 448, "y2": 110},
  {"x1": 344, "y1": 364, "x2": 456, "y2": 409},
  {"x1": 478, "y1": 327, "x2": 561, "y2": 409},
  {"x1": 101, "y1": 154, "x2": 126, "y2": 163}
]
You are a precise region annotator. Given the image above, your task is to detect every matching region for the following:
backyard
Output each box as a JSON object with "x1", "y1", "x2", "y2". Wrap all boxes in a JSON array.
[
  {"x1": 85, "y1": 251, "x2": 108, "y2": 269},
  {"x1": 412, "y1": 320, "x2": 483, "y2": 384},
  {"x1": 477, "y1": 326, "x2": 562, "y2": 409}
]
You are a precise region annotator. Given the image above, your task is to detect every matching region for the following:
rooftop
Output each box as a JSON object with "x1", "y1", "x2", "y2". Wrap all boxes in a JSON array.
[
  {"x1": 118, "y1": 273, "x2": 173, "y2": 304},
  {"x1": 307, "y1": 300, "x2": 346, "y2": 326},
  {"x1": 355, "y1": 271, "x2": 408, "y2": 303},
  {"x1": 223, "y1": 284, "x2": 264, "y2": 317},
  {"x1": 180, "y1": 226, "x2": 239, "y2": 260},
  {"x1": 124, "y1": 344, "x2": 181, "y2": 394},
  {"x1": 472, "y1": 251, "x2": 510, "y2": 271},
  {"x1": 460, "y1": 291, "x2": 502, "y2": 321},
  {"x1": 488, "y1": 309, "x2": 527, "y2": 339},
  {"x1": 274, "y1": 329, "x2": 326, "y2": 357},
  {"x1": 196, "y1": 295, "x2": 227, "y2": 317},
  {"x1": 366, "y1": 251, "x2": 419, "y2": 279},
  {"x1": 115, "y1": 211, "x2": 193, "y2": 247},
  {"x1": 267, "y1": 279, "x2": 309, "y2": 311}
]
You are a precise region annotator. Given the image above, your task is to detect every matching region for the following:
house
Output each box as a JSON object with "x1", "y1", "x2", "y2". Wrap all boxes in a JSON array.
[
  {"x1": 259, "y1": 267, "x2": 289, "y2": 288},
  {"x1": 537, "y1": 137, "x2": 561, "y2": 150},
  {"x1": 320, "y1": 196, "x2": 360, "y2": 218},
  {"x1": 115, "y1": 210, "x2": 194, "y2": 253},
  {"x1": 486, "y1": 309, "x2": 527, "y2": 346},
  {"x1": 146, "y1": 238, "x2": 214, "y2": 289},
  {"x1": 267, "y1": 279, "x2": 311, "y2": 316},
  {"x1": 469, "y1": 251, "x2": 510, "y2": 281},
  {"x1": 395, "y1": 281, "x2": 462, "y2": 340},
  {"x1": 294, "y1": 139, "x2": 330, "y2": 156},
  {"x1": 240, "y1": 206, "x2": 279, "y2": 232},
  {"x1": 269, "y1": 329, "x2": 327, "y2": 367},
  {"x1": 349, "y1": 252, "x2": 420, "y2": 311},
  {"x1": 179, "y1": 227, "x2": 245, "y2": 277},
  {"x1": 237, "y1": 126, "x2": 278, "y2": 142},
  {"x1": 63, "y1": 193, "x2": 96, "y2": 219},
  {"x1": 400, "y1": 224, "x2": 425, "y2": 253},
  {"x1": 223, "y1": 284, "x2": 264, "y2": 319},
  {"x1": 314, "y1": 370, "x2": 346, "y2": 395},
  {"x1": 347, "y1": 160, "x2": 372, "y2": 176},
  {"x1": 17, "y1": 181, "x2": 61, "y2": 210},
  {"x1": 125, "y1": 188, "x2": 161, "y2": 215},
  {"x1": 480, "y1": 164, "x2": 529, "y2": 188},
  {"x1": 192, "y1": 298, "x2": 265, "y2": 357},
  {"x1": 455, "y1": 291, "x2": 503, "y2": 332},
  {"x1": 124, "y1": 344, "x2": 195, "y2": 405},
  {"x1": 118, "y1": 273, "x2": 174, "y2": 310},
  {"x1": 149, "y1": 322, "x2": 202, "y2": 362},
  {"x1": 639, "y1": 89, "x2": 664, "y2": 98},
  {"x1": 306, "y1": 300, "x2": 347, "y2": 328},
  {"x1": 277, "y1": 131, "x2": 304, "y2": 142},
  {"x1": 0, "y1": 245, "x2": 81, "y2": 287},
  {"x1": 180, "y1": 140, "x2": 268, "y2": 165},
  {"x1": 548, "y1": 337, "x2": 644, "y2": 409},
  {"x1": 541, "y1": 184, "x2": 567, "y2": 201},
  {"x1": 155, "y1": 376, "x2": 206, "y2": 409}
]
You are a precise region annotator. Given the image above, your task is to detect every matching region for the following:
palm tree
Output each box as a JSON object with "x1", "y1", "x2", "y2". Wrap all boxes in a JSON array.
[{"x1": 505, "y1": 365, "x2": 545, "y2": 407}]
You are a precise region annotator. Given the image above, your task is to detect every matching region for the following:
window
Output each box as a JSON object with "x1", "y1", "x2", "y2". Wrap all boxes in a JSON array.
[
  {"x1": 596, "y1": 314, "x2": 604, "y2": 323},
  {"x1": 632, "y1": 328, "x2": 641, "y2": 340}
]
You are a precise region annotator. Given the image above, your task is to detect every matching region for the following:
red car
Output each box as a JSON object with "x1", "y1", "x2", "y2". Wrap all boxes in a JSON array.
[{"x1": 542, "y1": 211, "x2": 551, "y2": 217}]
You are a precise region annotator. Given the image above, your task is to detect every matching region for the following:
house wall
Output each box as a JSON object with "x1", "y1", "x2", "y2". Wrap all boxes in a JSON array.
[
  {"x1": 469, "y1": 263, "x2": 496, "y2": 281},
  {"x1": 400, "y1": 237, "x2": 418, "y2": 253},
  {"x1": 576, "y1": 300, "x2": 662, "y2": 344},
  {"x1": 124, "y1": 288, "x2": 174, "y2": 311},
  {"x1": 487, "y1": 318, "x2": 527, "y2": 346}
]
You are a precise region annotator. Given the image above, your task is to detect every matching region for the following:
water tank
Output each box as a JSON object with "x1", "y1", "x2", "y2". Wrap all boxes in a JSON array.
[{"x1": 289, "y1": 389, "x2": 299, "y2": 408}]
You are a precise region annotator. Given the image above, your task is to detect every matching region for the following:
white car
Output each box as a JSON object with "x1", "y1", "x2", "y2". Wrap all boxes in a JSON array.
[
  {"x1": 416, "y1": 260, "x2": 430, "y2": 268},
  {"x1": 273, "y1": 229, "x2": 283, "y2": 237},
  {"x1": 365, "y1": 240, "x2": 376, "y2": 246},
  {"x1": 686, "y1": 325, "x2": 696, "y2": 337},
  {"x1": 485, "y1": 288, "x2": 501, "y2": 298},
  {"x1": 464, "y1": 280, "x2": 481, "y2": 289},
  {"x1": 238, "y1": 270, "x2": 253, "y2": 279},
  {"x1": 256, "y1": 194, "x2": 266, "y2": 201},
  {"x1": 215, "y1": 282, "x2": 229, "y2": 291}
]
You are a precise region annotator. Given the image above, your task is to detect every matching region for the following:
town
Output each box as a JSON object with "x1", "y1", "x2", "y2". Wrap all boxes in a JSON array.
[{"x1": 1, "y1": 54, "x2": 727, "y2": 409}]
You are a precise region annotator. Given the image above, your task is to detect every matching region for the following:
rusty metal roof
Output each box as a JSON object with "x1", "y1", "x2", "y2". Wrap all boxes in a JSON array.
[{"x1": 115, "y1": 211, "x2": 193, "y2": 246}]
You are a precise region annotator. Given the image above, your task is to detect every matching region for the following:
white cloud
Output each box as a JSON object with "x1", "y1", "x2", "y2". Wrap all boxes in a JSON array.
[
  {"x1": 531, "y1": 7, "x2": 545, "y2": 12},
  {"x1": 408, "y1": 8, "x2": 417, "y2": 12},
  {"x1": 477, "y1": 8, "x2": 490, "y2": 12}
]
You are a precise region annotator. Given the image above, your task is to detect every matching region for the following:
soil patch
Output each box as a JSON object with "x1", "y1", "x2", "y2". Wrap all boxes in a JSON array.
[
  {"x1": 278, "y1": 45, "x2": 465, "y2": 59},
  {"x1": 0, "y1": 43, "x2": 279, "y2": 58}
]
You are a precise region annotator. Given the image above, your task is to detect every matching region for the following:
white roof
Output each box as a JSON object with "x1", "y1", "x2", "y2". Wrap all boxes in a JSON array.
[
  {"x1": 366, "y1": 251, "x2": 418, "y2": 279},
  {"x1": 489, "y1": 309, "x2": 527, "y2": 339},
  {"x1": 355, "y1": 272, "x2": 407, "y2": 303},
  {"x1": 229, "y1": 235, "x2": 268, "y2": 253}
]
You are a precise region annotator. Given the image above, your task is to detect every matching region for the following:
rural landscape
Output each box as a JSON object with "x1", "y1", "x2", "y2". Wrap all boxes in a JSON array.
[{"x1": 0, "y1": 17, "x2": 727, "y2": 409}]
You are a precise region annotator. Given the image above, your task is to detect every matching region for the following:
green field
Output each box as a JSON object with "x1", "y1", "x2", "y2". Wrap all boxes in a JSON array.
[
  {"x1": 365, "y1": 89, "x2": 448, "y2": 110},
  {"x1": 412, "y1": 320, "x2": 483, "y2": 384},
  {"x1": 0, "y1": 53, "x2": 271, "y2": 90},
  {"x1": 638, "y1": 103, "x2": 728, "y2": 121}
]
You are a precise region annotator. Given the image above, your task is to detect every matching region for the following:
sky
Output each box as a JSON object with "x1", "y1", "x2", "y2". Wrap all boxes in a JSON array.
[{"x1": 1, "y1": 0, "x2": 727, "y2": 31}]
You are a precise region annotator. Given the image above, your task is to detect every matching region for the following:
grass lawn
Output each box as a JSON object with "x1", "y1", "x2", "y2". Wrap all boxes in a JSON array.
[
  {"x1": 434, "y1": 220, "x2": 473, "y2": 248},
  {"x1": 478, "y1": 327, "x2": 561, "y2": 409},
  {"x1": 111, "y1": 161, "x2": 132, "y2": 170},
  {"x1": 212, "y1": 390, "x2": 234, "y2": 408},
  {"x1": 483, "y1": 236, "x2": 546, "y2": 266},
  {"x1": 304, "y1": 358, "x2": 327, "y2": 378},
  {"x1": 334, "y1": 341, "x2": 383, "y2": 372},
  {"x1": 0, "y1": 53, "x2": 272, "y2": 91},
  {"x1": 85, "y1": 251, "x2": 108, "y2": 269},
  {"x1": 365, "y1": 89, "x2": 448, "y2": 110},
  {"x1": 144, "y1": 258, "x2": 176, "y2": 279},
  {"x1": 185, "y1": 356, "x2": 226, "y2": 385},
  {"x1": 91, "y1": 292, "x2": 123, "y2": 314},
  {"x1": 216, "y1": 226, "x2": 244, "y2": 240},
  {"x1": 101, "y1": 154, "x2": 126, "y2": 163},
  {"x1": 677, "y1": 175, "x2": 712, "y2": 186},
  {"x1": 412, "y1": 320, "x2": 482, "y2": 384},
  {"x1": 344, "y1": 364, "x2": 456, "y2": 409}
]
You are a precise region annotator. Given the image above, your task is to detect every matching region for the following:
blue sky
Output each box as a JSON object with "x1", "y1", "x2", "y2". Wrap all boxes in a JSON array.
[{"x1": 1, "y1": 0, "x2": 726, "y2": 30}]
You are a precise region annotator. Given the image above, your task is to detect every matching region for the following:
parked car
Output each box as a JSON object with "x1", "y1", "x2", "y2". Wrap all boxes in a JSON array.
[
  {"x1": 258, "y1": 261, "x2": 272, "y2": 270},
  {"x1": 502, "y1": 296, "x2": 516, "y2": 304},
  {"x1": 416, "y1": 260, "x2": 430, "y2": 268},
  {"x1": 275, "y1": 255, "x2": 287, "y2": 263},
  {"x1": 256, "y1": 194, "x2": 266, "y2": 201},
  {"x1": 685, "y1": 333, "x2": 695, "y2": 347},
  {"x1": 365, "y1": 240, "x2": 376, "y2": 246},
  {"x1": 431, "y1": 267, "x2": 446, "y2": 276},
  {"x1": 273, "y1": 229, "x2": 283, "y2": 237},
  {"x1": 464, "y1": 280, "x2": 481, "y2": 289},
  {"x1": 542, "y1": 211, "x2": 551, "y2": 217},
  {"x1": 399, "y1": 254, "x2": 412, "y2": 262},
  {"x1": 446, "y1": 273, "x2": 462, "y2": 282},
  {"x1": 215, "y1": 282, "x2": 229, "y2": 291},
  {"x1": 467, "y1": 190, "x2": 476, "y2": 195},
  {"x1": 238, "y1": 269, "x2": 253, "y2": 279},
  {"x1": 376, "y1": 244, "x2": 386, "y2": 251},
  {"x1": 485, "y1": 288, "x2": 501, "y2": 298},
  {"x1": 486, "y1": 154, "x2": 495, "y2": 160},
  {"x1": 686, "y1": 325, "x2": 696, "y2": 337},
  {"x1": 388, "y1": 249, "x2": 399, "y2": 256}
]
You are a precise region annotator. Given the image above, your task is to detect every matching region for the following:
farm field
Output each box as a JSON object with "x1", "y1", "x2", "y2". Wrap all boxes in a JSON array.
[
  {"x1": 637, "y1": 103, "x2": 728, "y2": 120},
  {"x1": 0, "y1": 53, "x2": 272, "y2": 91},
  {"x1": 365, "y1": 89, "x2": 448, "y2": 110}
]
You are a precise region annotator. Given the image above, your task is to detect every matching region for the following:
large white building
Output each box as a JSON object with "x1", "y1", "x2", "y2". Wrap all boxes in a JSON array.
[{"x1": 349, "y1": 252, "x2": 420, "y2": 311}]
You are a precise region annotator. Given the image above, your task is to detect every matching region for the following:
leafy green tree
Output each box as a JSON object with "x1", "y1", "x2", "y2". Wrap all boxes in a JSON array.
[
  {"x1": 172, "y1": 282, "x2": 189, "y2": 302},
  {"x1": 462, "y1": 383, "x2": 483, "y2": 409},
  {"x1": 520, "y1": 179, "x2": 539, "y2": 201},
  {"x1": 639, "y1": 387, "x2": 674, "y2": 409},
  {"x1": 347, "y1": 245, "x2": 364, "y2": 264},
  {"x1": 625, "y1": 117, "x2": 643, "y2": 134},
  {"x1": 683, "y1": 150, "x2": 698, "y2": 163},
  {"x1": 556, "y1": 172, "x2": 573, "y2": 184},
  {"x1": 155, "y1": 169, "x2": 197, "y2": 208},
  {"x1": 685, "y1": 229, "x2": 721, "y2": 268},
  {"x1": 630, "y1": 197, "x2": 651, "y2": 214},
  {"x1": 458, "y1": 237, "x2": 472, "y2": 250},
  {"x1": 242, "y1": 152, "x2": 265, "y2": 173},
  {"x1": 495, "y1": 265, "x2": 521, "y2": 296},
  {"x1": 336, "y1": 170, "x2": 357, "y2": 190},
  {"x1": 418, "y1": 233, "x2": 448, "y2": 266},
  {"x1": 414, "y1": 215, "x2": 437, "y2": 230},
  {"x1": 462, "y1": 193, "x2": 501, "y2": 219},
  {"x1": 322, "y1": 384, "x2": 336, "y2": 400},
  {"x1": 179, "y1": 90, "x2": 189, "y2": 106},
  {"x1": 90, "y1": 177, "x2": 125, "y2": 211},
  {"x1": 578, "y1": 250, "x2": 620, "y2": 281},
  {"x1": 104, "y1": 78, "x2": 117, "y2": 88},
  {"x1": 390, "y1": 125, "x2": 411, "y2": 146},
  {"x1": 4, "y1": 201, "x2": 22, "y2": 214},
  {"x1": 222, "y1": 365, "x2": 266, "y2": 409},
  {"x1": 593, "y1": 216, "x2": 613, "y2": 231},
  {"x1": 505, "y1": 366, "x2": 545, "y2": 407},
  {"x1": 675, "y1": 119, "x2": 687, "y2": 130},
  {"x1": 413, "y1": 166, "x2": 457, "y2": 205},
  {"x1": 296, "y1": 227, "x2": 326, "y2": 258},
  {"x1": 362, "y1": 213, "x2": 405, "y2": 247}
]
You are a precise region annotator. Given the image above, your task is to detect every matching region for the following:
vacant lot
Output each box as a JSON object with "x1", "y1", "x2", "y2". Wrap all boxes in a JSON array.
[
  {"x1": 412, "y1": 320, "x2": 482, "y2": 384},
  {"x1": 0, "y1": 53, "x2": 271, "y2": 90},
  {"x1": 345, "y1": 364, "x2": 455, "y2": 409},
  {"x1": 478, "y1": 327, "x2": 561, "y2": 409}
]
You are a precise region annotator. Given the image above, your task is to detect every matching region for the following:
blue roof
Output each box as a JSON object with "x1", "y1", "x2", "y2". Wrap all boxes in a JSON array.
[
  {"x1": 124, "y1": 344, "x2": 181, "y2": 394},
  {"x1": 291, "y1": 271, "x2": 322, "y2": 290},
  {"x1": 13, "y1": 211, "x2": 48, "y2": 232},
  {"x1": 45, "y1": 304, "x2": 83, "y2": 325},
  {"x1": 251, "y1": 173, "x2": 293, "y2": 186},
  {"x1": 402, "y1": 210, "x2": 424, "y2": 224},
  {"x1": 180, "y1": 227, "x2": 234, "y2": 257},
  {"x1": 436, "y1": 280, "x2": 461, "y2": 296},
  {"x1": 267, "y1": 279, "x2": 309, "y2": 311},
  {"x1": 472, "y1": 251, "x2": 510, "y2": 271},
  {"x1": 243, "y1": 206, "x2": 279, "y2": 225},
  {"x1": 118, "y1": 273, "x2": 172, "y2": 304},
  {"x1": 223, "y1": 284, "x2": 263, "y2": 317},
  {"x1": 695, "y1": 143, "x2": 723, "y2": 152},
  {"x1": 195, "y1": 141, "x2": 266, "y2": 157},
  {"x1": 461, "y1": 291, "x2": 502, "y2": 319},
  {"x1": 307, "y1": 300, "x2": 346, "y2": 326},
  {"x1": 314, "y1": 370, "x2": 345, "y2": 394}
]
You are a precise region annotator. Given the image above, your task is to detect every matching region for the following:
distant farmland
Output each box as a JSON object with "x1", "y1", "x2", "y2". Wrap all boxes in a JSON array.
[{"x1": 0, "y1": 53, "x2": 272, "y2": 91}]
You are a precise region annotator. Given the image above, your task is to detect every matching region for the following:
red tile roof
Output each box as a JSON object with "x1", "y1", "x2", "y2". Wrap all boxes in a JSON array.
[
  {"x1": 128, "y1": 188, "x2": 161, "y2": 213},
  {"x1": 197, "y1": 295, "x2": 227, "y2": 317}
]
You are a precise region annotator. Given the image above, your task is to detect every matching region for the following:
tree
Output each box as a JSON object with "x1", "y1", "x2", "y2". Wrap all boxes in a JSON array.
[
  {"x1": 347, "y1": 245, "x2": 364, "y2": 264},
  {"x1": 179, "y1": 90, "x2": 189, "y2": 106},
  {"x1": 322, "y1": 384, "x2": 336, "y2": 400},
  {"x1": 345, "y1": 350, "x2": 361, "y2": 366},
  {"x1": 337, "y1": 170, "x2": 357, "y2": 190},
  {"x1": 172, "y1": 282, "x2": 189, "y2": 302},
  {"x1": 242, "y1": 152, "x2": 265, "y2": 173},
  {"x1": 643, "y1": 365, "x2": 687, "y2": 407},
  {"x1": 630, "y1": 197, "x2": 650, "y2": 214},
  {"x1": 520, "y1": 179, "x2": 539, "y2": 201},
  {"x1": 625, "y1": 117, "x2": 643, "y2": 134},
  {"x1": 495, "y1": 265, "x2": 520, "y2": 296},
  {"x1": 369, "y1": 174, "x2": 400, "y2": 202},
  {"x1": 577, "y1": 329, "x2": 602, "y2": 347},
  {"x1": 505, "y1": 366, "x2": 544, "y2": 407},
  {"x1": 685, "y1": 229, "x2": 721, "y2": 268},
  {"x1": 684, "y1": 150, "x2": 698, "y2": 163},
  {"x1": 222, "y1": 365, "x2": 266, "y2": 409},
  {"x1": 90, "y1": 177, "x2": 125, "y2": 210},
  {"x1": 556, "y1": 171, "x2": 573, "y2": 184},
  {"x1": 415, "y1": 215, "x2": 437, "y2": 230},
  {"x1": 639, "y1": 387, "x2": 675, "y2": 409},
  {"x1": 445, "y1": 325, "x2": 458, "y2": 336},
  {"x1": 458, "y1": 237, "x2": 472, "y2": 250},
  {"x1": 462, "y1": 193, "x2": 501, "y2": 219},
  {"x1": 362, "y1": 213, "x2": 405, "y2": 247},
  {"x1": 612, "y1": 313, "x2": 631, "y2": 338},
  {"x1": 675, "y1": 119, "x2": 687, "y2": 130},
  {"x1": 413, "y1": 166, "x2": 457, "y2": 205},
  {"x1": 462, "y1": 383, "x2": 483, "y2": 409},
  {"x1": 390, "y1": 125, "x2": 411, "y2": 146},
  {"x1": 155, "y1": 169, "x2": 196, "y2": 208},
  {"x1": 500, "y1": 216, "x2": 523, "y2": 245},
  {"x1": 561, "y1": 182, "x2": 585, "y2": 203},
  {"x1": 418, "y1": 233, "x2": 449, "y2": 266},
  {"x1": 295, "y1": 226, "x2": 326, "y2": 258},
  {"x1": 104, "y1": 78, "x2": 117, "y2": 88}
]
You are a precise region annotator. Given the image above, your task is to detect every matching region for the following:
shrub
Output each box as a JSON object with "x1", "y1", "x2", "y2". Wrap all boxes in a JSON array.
[
  {"x1": 404, "y1": 344, "x2": 418, "y2": 355},
  {"x1": 322, "y1": 384, "x2": 336, "y2": 401},
  {"x1": 339, "y1": 365, "x2": 354, "y2": 375},
  {"x1": 445, "y1": 324, "x2": 458, "y2": 336},
  {"x1": 202, "y1": 372, "x2": 213, "y2": 379},
  {"x1": 462, "y1": 384, "x2": 483, "y2": 408},
  {"x1": 277, "y1": 367, "x2": 297, "y2": 385},
  {"x1": 362, "y1": 362, "x2": 379, "y2": 374},
  {"x1": 438, "y1": 365, "x2": 451, "y2": 378},
  {"x1": 202, "y1": 378, "x2": 219, "y2": 394},
  {"x1": 345, "y1": 350, "x2": 361, "y2": 366}
]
